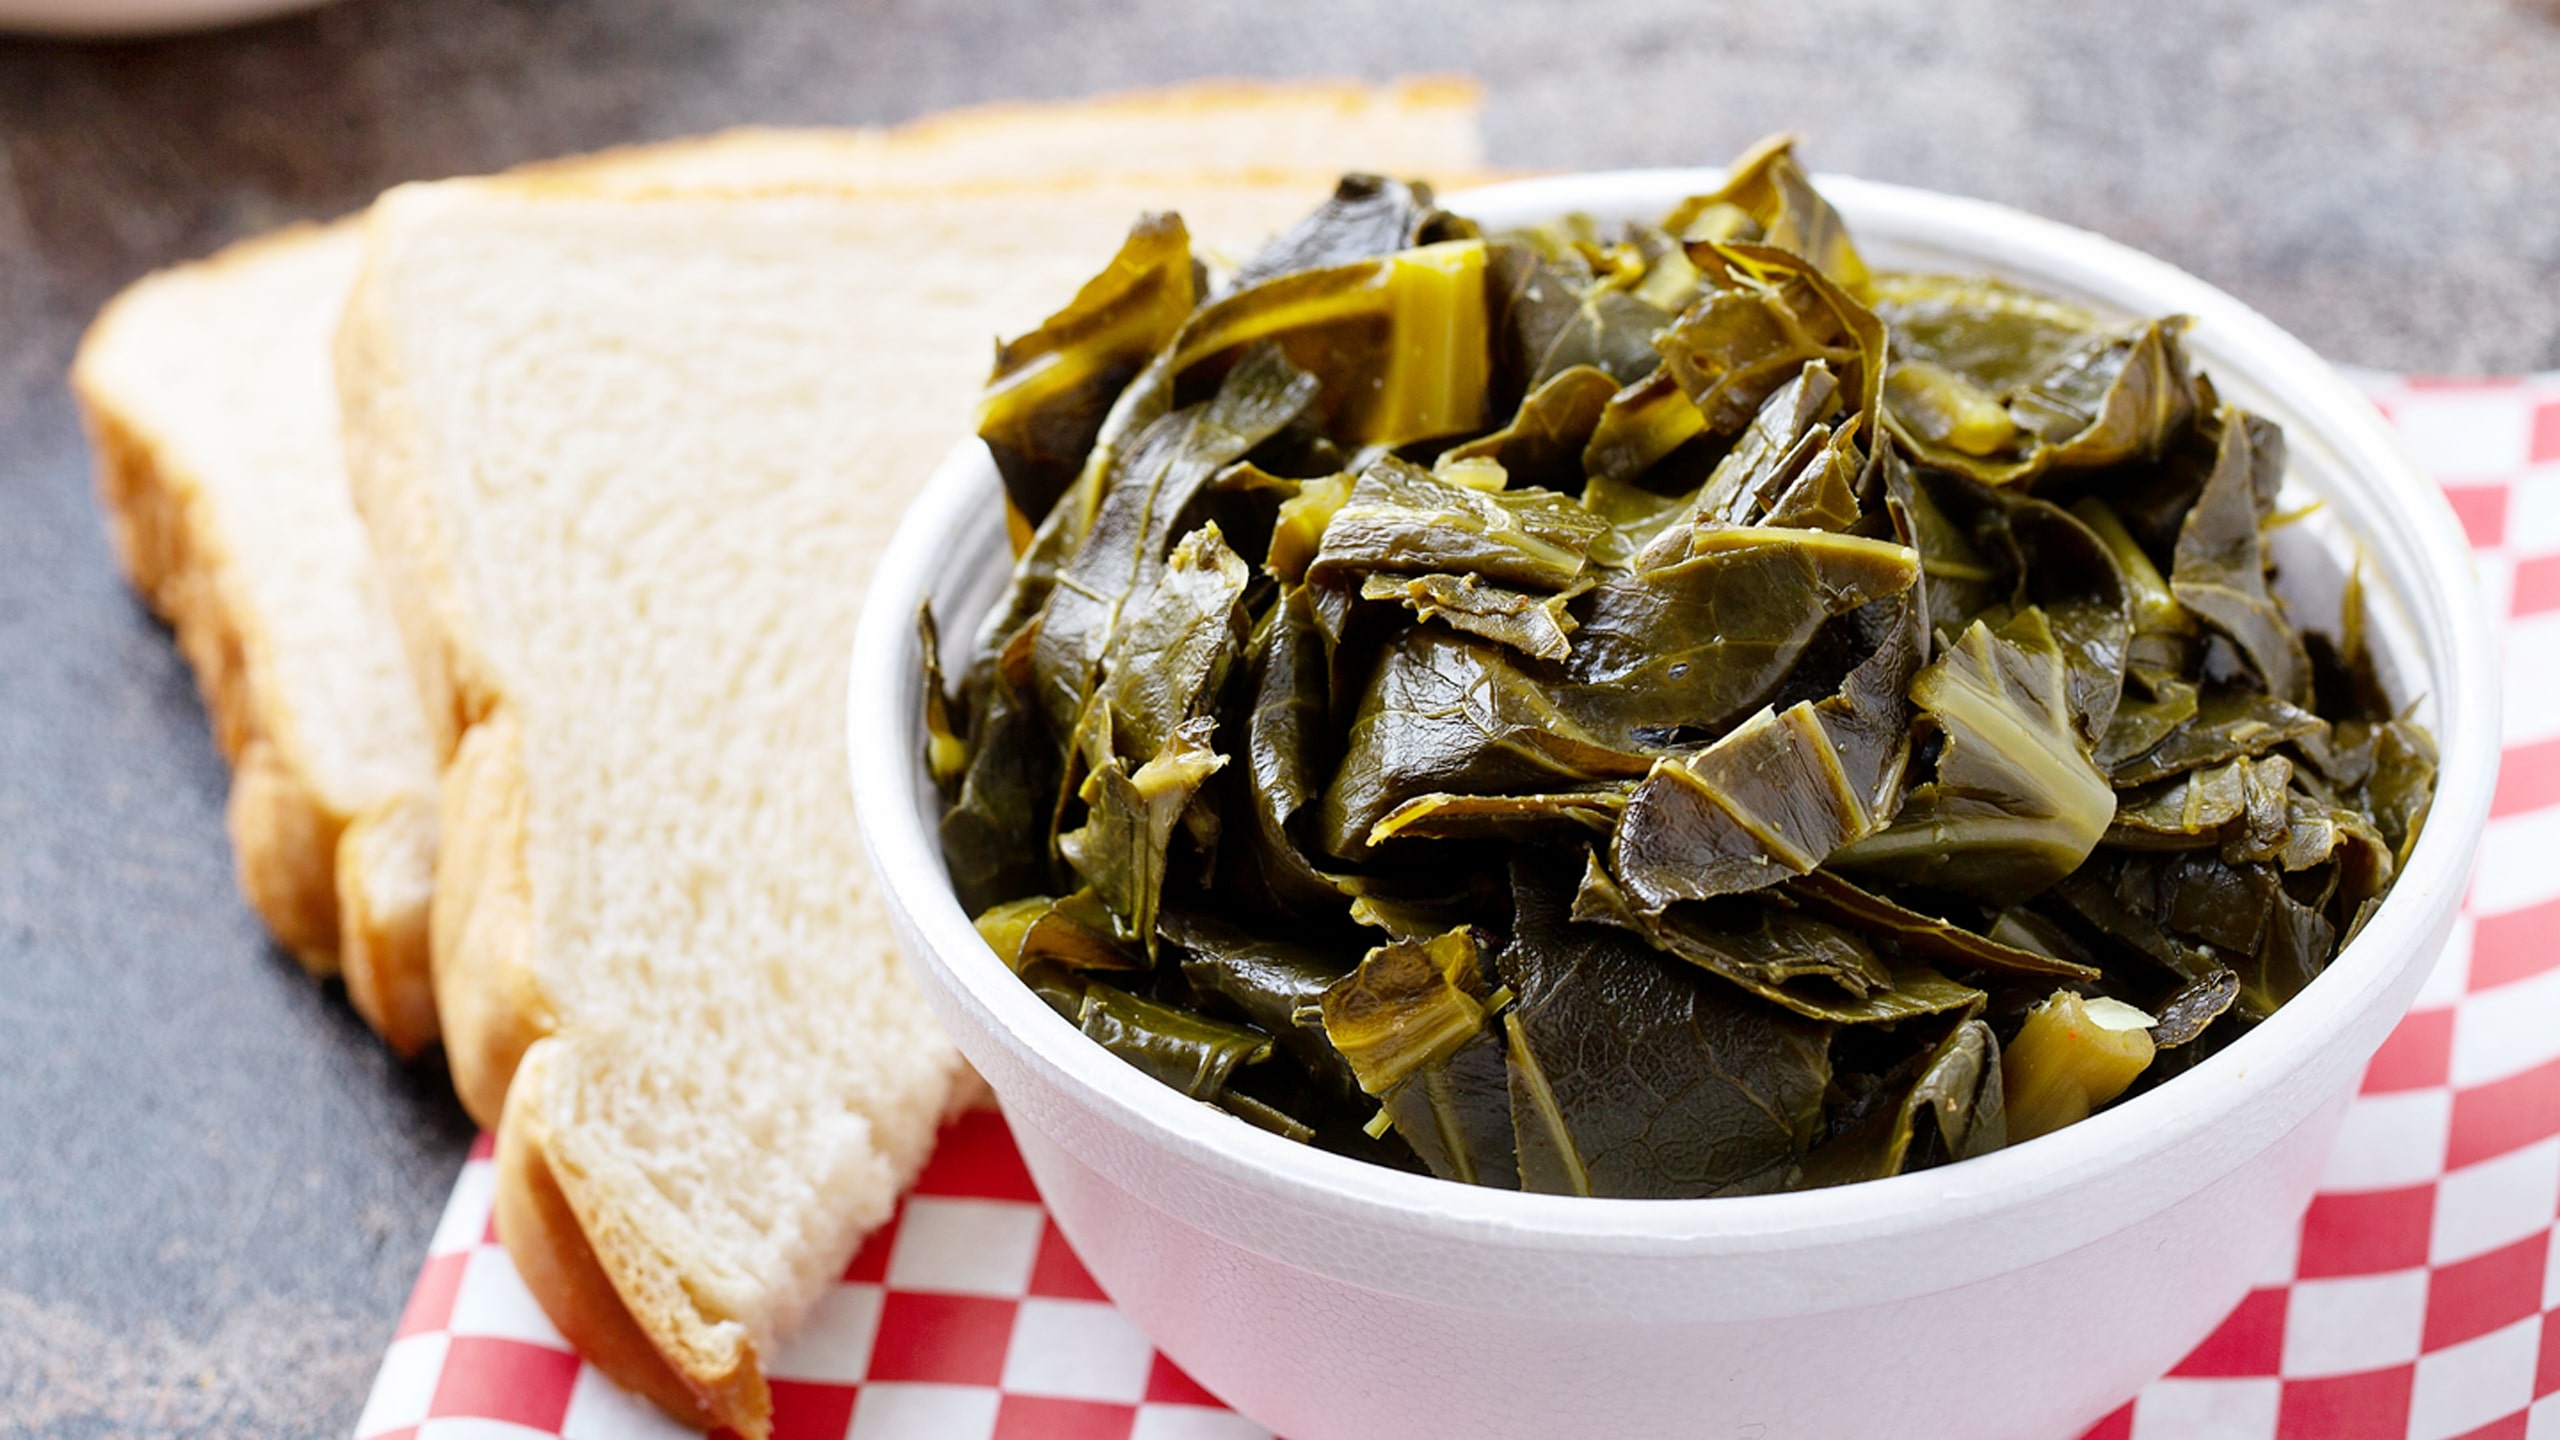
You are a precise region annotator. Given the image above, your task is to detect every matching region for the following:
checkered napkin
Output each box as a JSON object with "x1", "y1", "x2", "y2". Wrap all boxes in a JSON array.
[{"x1": 353, "y1": 376, "x2": 2560, "y2": 1440}]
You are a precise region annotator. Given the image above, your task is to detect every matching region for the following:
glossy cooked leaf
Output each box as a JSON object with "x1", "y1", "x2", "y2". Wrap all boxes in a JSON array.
[
  {"x1": 1092, "y1": 522, "x2": 1251, "y2": 761},
  {"x1": 1228, "y1": 174, "x2": 1463, "y2": 291},
  {"x1": 1232, "y1": 585, "x2": 1346, "y2": 915},
  {"x1": 1317, "y1": 628, "x2": 1653, "y2": 860},
  {"x1": 1975, "y1": 490, "x2": 2135, "y2": 745},
  {"x1": 1657, "y1": 242, "x2": 1885, "y2": 439},
  {"x1": 1307, "y1": 456, "x2": 1606, "y2": 595},
  {"x1": 1581, "y1": 368, "x2": 1709, "y2": 490},
  {"x1": 1488, "y1": 239, "x2": 1675, "y2": 395},
  {"x1": 2095, "y1": 671, "x2": 2201, "y2": 772},
  {"x1": 1799, "y1": 1019, "x2": 2005, "y2": 1187},
  {"x1": 1663, "y1": 133, "x2": 1871, "y2": 295},
  {"x1": 1058, "y1": 717, "x2": 1227, "y2": 951},
  {"x1": 1358, "y1": 570, "x2": 1583, "y2": 661},
  {"x1": 1014, "y1": 888, "x2": 1151, "y2": 972},
  {"x1": 939, "y1": 627, "x2": 1060, "y2": 915},
  {"x1": 2170, "y1": 409, "x2": 2312, "y2": 706},
  {"x1": 2104, "y1": 757, "x2": 2253, "y2": 848},
  {"x1": 2107, "y1": 686, "x2": 2327, "y2": 787},
  {"x1": 1607, "y1": 573, "x2": 1926, "y2": 907},
  {"x1": 1078, "y1": 981, "x2": 1272, "y2": 1099},
  {"x1": 1167, "y1": 911, "x2": 1360, "y2": 1099},
  {"x1": 1381, "y1": 1028, "x2": 1519, "y2": 1188},
  {"x1": 1784, "y1": 870, "x2": 2100, "y2": 982},
  {"x1": 2149, "y1": 968, "x2": 2241, "y2": 1048},
  {"x1": 2362, "y1": 719, "x2": 2438, "y2": 863},
  {"x1": 1444, "y1": 364, "x2": 1622, "y2": 493},
  {"x1": 1033, "y1": 344, "x2": 1318, "y2": 740},
  {"x1": 1872, "y1": 272, "x2": 2198, "y2": 485},
  {"x1": 1558, "y1": 526, "x2": 1919, "y2": 748},
  {"x1": 1368, "y1": 787, "x2": 1630, "y2": 845},
  {"x1": 1499, "y1": 855, "x2": 1833, "y2": 1198},
  {"x1": 1319, "y1": 928, "x2": 1491, "y2": 1097},
  {"x1": 1831, "y1": 609, "x2": 2115, "y2": 905},
  {"x1": 979, "y1": 212, "x2": 1199, "y2": 531},
  {"x1": 1659, "y1": 361, "x2": 1848, "y2": 543},
  {"x1": 2114, "y1": 851, "x2": 2335, "y2": 1020},
  {"x1": 1574, "y1": 857, "x2": 1986, "y2": 1025},
  {"x1": 919, "y1": 605, "x2": 968, "y2": 791}
]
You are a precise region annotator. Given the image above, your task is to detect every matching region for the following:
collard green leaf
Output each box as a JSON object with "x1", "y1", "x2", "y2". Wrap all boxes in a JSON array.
[
  {"x1": 1581, "y1": 369, "x2": 1708, "y2": 490},
  {"x1": 2096, "y1": 671, "x2": 2202, "y2": 773},
  {"x1": 940, "y1": 623, "x2": 1061, "y2": 915},
  {"x1": 1560, "y1": 526, "x2": 1919, "y2": 748},
  {"x1": 1167, "y1": 911, "x2": 1360, "y2": 1099},
  {"x1": 1092, "y1": 522, "x2": 1252, "y2": 761},
  {"x1": 2113, "y1": 852, "x2": 2334, "y2": 1021},
  {"x1": 2107, "y1": 686, "x2": 2328, "y2": 787},
  {"x1": 1873, "y1": 273, "x2": 2199, "y2": 486},
  {"x1": 1230, "y1": 585, "x2": 1346, "y2": 916},
  {"x1": 1663, "y1": 133, "x2": 1871, "y2": 295},
  {"x1": 1229, "y1": 174, "x2": 1466, "y2": 292},
  {"x1": 1606, "y1": 549, "x2": 1926, "y2": 907},
  {"x1": 1034, "y1": 345, "x2": 1318, "y2": 741},
  {"x1": 2362, "y1": 719, "x2": 2438, "y2": 864},
  {"x1": 980, "y1": 212, "x2": 1199, "y2": 532},
  {"x1": 2149, "y1": 968, "x2": 2241, "y2": 1048},
  {"x1": 1317, "y1": 628, "x2": 1652, "y2": 860},
  {"x1": 1799, "y1": 1019, "x2": 2005, "y2": 1187},
  {"x1": 1381, "y1": 1028, "x2": 1519, "y2": 1188},
  {"x1": 2105, "y1": 757, "x2": 2253, "y2": 849},
  {"x1": 1499, "y1": 855, "x2": 1833, "y2": 1198},
  {"x1": 1059, "y1": 717, "x2": 1227, "y2": 952},
  {"x1": 919, "y1": 605, "x2": 968, "y2": 793},
  {"x1": 1784, "y1": 870, "x2": 2100, "y2": 982},
  {"x1": 1358, "y1": 571, "x2": 1583, "y2": 661},
  {"x1": 1488, "y1": 239, "x2": 1675, "y2": 396},
  {"x1": 1657, "y1": 242, "x2": 1885, "y2": 440},
  {"x1": 2170, "y1": 409, "x2": 2311, "y2": 706},
  {"x1": 1307, "y1": 456, "x2": 1605, "y2": 595},
  {"x1": 1078, "y1": 981, "x2": 1272, "y2": 1099},
  {"x1": 1014, "y1": 888, "x2": 1150, "y2": 973},
  {"x1": 1658, "y1": 361, "x2": 1849, "y2": 544},
  {"x1": 1831, "y1": 609, "x2": 2115, "y2": 905},
  {"x1": 1444, "y1": 364, "x2": 1622, "y2": 493},
  {"x1": 1574, "y1": 857, "x2": 1985, "y2": 1025},
  {"x1": 1319, "y1": 928, "x2": 1492, "y2": 1097},
  {"x1": 1368, "y1": 788, "x2": 1630, "y2": 845}
]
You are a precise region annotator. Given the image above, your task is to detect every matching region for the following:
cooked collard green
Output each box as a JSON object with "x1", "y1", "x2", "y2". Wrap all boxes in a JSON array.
[{"x1": 924, "y1": 142, "x2": 2437, "y2": 1198}]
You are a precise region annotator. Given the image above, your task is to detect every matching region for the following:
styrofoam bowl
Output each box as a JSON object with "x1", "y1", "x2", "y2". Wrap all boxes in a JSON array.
[{"x1": 850, "y1": 170, "x2": 2499, "y2": 1440}]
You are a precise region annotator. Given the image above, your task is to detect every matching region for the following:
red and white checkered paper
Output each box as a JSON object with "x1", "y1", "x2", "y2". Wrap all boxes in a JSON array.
[{"x1": 355, "y1": 374, "x2": 2560, "y2": 1440}]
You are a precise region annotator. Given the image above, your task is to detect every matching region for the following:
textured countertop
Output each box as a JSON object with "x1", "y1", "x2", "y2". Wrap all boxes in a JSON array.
[{"x1": 3, "y1": 2, "x2": 2556, "y2": 1434}]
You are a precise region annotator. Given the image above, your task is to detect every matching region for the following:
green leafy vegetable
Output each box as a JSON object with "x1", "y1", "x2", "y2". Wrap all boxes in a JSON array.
[
  {"x1": 933, "y1": 139, "x2": 2433, "y2": 1198},
  {"x1": 1831, "y1": 610, "x2": 2115, "y2": 905}
]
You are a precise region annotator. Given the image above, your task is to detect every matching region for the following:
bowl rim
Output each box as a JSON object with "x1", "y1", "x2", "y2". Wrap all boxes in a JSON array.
[{"x1": 850, "y1": 167, "x2": 2500, "y2": 1255}]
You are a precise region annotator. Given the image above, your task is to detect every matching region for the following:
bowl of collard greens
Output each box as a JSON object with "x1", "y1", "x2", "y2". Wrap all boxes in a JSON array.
[{"x1": 850, "y1": 144, "x2": 2497, "y2": 1440}]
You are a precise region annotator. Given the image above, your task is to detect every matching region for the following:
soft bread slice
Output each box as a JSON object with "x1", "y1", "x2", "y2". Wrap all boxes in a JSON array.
[
  {"x1": 73, "y1": 223, "x2": 449, "y2": 1046},
  {"x1": 336, "y1": 174, "x2": 1434, "y2": 1434},
  {"x1": 72, "y1": 77, "x2": 1483, "y2": 1056}
]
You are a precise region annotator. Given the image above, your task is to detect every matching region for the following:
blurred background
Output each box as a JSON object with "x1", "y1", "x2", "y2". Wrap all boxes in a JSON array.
[{"x1": 1, "y1": 2, "x2": 2554, "y2": 1434}]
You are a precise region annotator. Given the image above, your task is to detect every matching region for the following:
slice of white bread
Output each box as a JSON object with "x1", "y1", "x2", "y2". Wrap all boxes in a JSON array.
[
  {"x1": 70, "y1": 77, "x2": 1482, "y2": 1057},
  {"x1": 335, "y1": 170, "x2": 1473, "y2": 1436}
]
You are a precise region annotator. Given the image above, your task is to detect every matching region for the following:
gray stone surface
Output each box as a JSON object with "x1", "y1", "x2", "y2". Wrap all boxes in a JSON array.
[{"x1": 1, "y1": 1, "x2": 2553, "y2": 1434}]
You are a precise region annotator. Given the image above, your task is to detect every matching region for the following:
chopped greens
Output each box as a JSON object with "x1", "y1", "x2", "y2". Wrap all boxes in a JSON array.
[{"x1": 926, "y1": 141, "x2": 2437, "y2": 1198}]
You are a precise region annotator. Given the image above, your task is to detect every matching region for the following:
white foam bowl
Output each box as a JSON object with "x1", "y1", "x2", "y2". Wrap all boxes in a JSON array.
[{"x1": 851, "y1": 170, "x2": 2499, "y2": 1440}]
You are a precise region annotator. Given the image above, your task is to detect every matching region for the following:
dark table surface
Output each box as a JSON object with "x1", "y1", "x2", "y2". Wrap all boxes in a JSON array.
[{"x1": 4, "y1": 1, "x2": 2557, "y2": 1433}]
